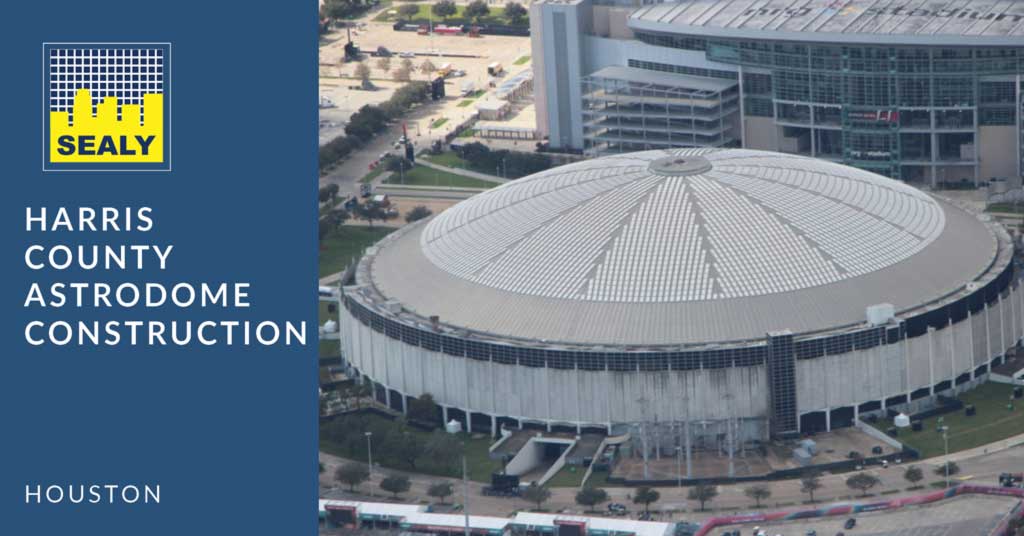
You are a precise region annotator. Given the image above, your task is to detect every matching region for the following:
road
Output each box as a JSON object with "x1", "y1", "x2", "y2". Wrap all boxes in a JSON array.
[{"x1": 320, "y1": 435, "x2": 1024, "y2": 522}]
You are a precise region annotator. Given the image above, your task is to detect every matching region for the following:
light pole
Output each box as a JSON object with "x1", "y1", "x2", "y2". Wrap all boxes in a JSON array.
[
  {"x1": 365, "y1": 431, "x2": 374, "y2": 495},
  {"x1": 462, "y1": 448, "x2": 470, "y2": 536},
  {"x1": 939, "y1": 425, "x2": 950, "y2": 488},
  {"x1": 675, "y1": 446, "x2": 682, "y2": 488}
]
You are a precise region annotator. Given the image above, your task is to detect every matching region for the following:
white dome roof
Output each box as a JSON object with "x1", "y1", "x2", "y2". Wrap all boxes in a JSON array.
[
  {"x1": 365, "y1": 149, "x2": 998, "y2": 345},
  {"x1": 421, "y1": 149, "x2": 945, "y2": 303}
]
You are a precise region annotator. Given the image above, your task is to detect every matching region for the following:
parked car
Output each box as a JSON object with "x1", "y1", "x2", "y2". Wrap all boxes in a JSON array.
[
  {"x1": 844, "y1": 518, "x2": 857, "y2": 529},
  {"x1": 398, "y1": 51, "x2": 416, "y2": 58},
  {"x1": 606, "y1": 503, "x2": 627, "y2": 516}
]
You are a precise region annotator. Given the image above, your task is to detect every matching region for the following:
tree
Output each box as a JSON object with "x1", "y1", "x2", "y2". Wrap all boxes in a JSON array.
[
  {"x1": 522, "y1": 483, "x2": 552, "y2": 511},
  {"x1": 744, "y1": 485, "x2": 771, "y2": 508},
  {"x1": 351, "y1": 200, "x2": 393, "y2": 227},
  {"x1": 633, "y1": 486, "x2": 660, "y2": 513},
  {"x1": 428, "y1": 481, "x2": 454, "y2": 504},
  {"x1": 505, "y1": 2, "x2": 528, "y2": 25},
  {"x1": 574, "y1": 487, "x2": 609, "y2": 512},
  {"x1": 398, "y1": 3, "x2": 420, "y2": 20},
  {"x1": 464, "y1": 0, "x2": 490, "y2": 23},
  {"x1": 393, "y1": 431, "x2": 426, "y2": 470},
  {"x1": 846, "y1": 472, "x2": 881, "y2": 497},
  {"x1": 425, "y1": 431, "x2": 462, "y2": 472},
  {"x1": 324, "y1": 0, "x2": 364, "y2": 20},
  {"x1": 326, "y1": 208, "x2": 350, "y2": 232},
  {"x1": 335, "y1": 462, "x2": 370, "y2": 492},
  {"x1": 432, "y1": 0, "x2": 457, "y2": 20},
  {"x1": 345, "y1": 104, "x2": 389, "y2": 141},
  {"x1": 380, "y1": 474, "x2": 411, "y2": 499},
  {"x1": 353, "y1": 61, "x2": 371, "y2": 84},
  {"x1": 406, "y1": 205, "x2": 434, "y2": 223},
  {"x1": 903, "y1": 465, "x2": 924, "y2": 487},
  {"x1": 318, "y1": 185, "x2": 333, "y2": 204},
  {"x1": 384, "y1": 155, "x2": 413, "y2": 173},
  {"x1": 393, "y1": 66, "x2": 412, "y2": 82},
  {"x1": 934, "y1": 461, "x2": 960, "y2": 478},
  {"x1": 420, "y1": 59, "x2": 437, "y2": 77},
  {"x1": 408, "y1": 393, "x2": 438, "y2": 423},
  {"x1": 376, "y1": 57, "x2": 391, "y2": 73},
  {"x1": 687, "y1": 484, "x2": 718, "y2": 512},
  {"x1": 800, "y1": 471, "x2": 823, "y2": 503},
  {"x1": 318, "y1": 218, "x2": 331, "y2": 244}
]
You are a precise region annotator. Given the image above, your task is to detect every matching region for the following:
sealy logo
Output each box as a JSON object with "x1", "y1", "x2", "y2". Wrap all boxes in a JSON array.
[{"x1": 43, "y1": 43, "x2": 171, "y2": 171}]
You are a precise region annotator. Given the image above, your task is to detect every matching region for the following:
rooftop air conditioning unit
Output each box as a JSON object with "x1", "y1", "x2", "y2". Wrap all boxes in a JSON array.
[
  {"x1": 866, "y1": 303, "x2": 895, "y2": 326},
  {"x1": 384, "y1": 300, "x2": 402, "y2": 314}
]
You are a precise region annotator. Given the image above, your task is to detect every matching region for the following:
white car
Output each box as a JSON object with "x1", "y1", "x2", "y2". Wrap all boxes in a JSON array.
[{"x1": 398, "y1": 51, "x2": 416, "y2": 58}]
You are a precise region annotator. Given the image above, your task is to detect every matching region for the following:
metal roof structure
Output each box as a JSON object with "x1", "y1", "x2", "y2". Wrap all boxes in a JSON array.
[
  {"x1": 588, "y1": 65, "x2": 738, "y2": 93},
  {"x1": 628, "y1": 0, "x2": 1024, "y2": 46},
  {"x1": 365, "y1": 149, "x2": 1000, "y2": 346},
  {"x1": 421, "y1": 149, "x2": 944, "y2": 302},
  {"x1": 511, "y1": 512, "x2": 673, "y2": 536},
  {"x1": 318, "y1": 500, "x2": 425, "y2": 517},
  {"x1": 315, "y1": 500, "x2": 672, "y2": 536},
  {"x1": 495, "y1": 68, "x2": 533, "y2": 100}
]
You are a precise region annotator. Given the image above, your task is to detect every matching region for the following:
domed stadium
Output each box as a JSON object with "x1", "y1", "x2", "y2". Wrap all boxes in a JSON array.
[{"x1": 339, "y1": 149, "x2": 1018, "y2": 442}]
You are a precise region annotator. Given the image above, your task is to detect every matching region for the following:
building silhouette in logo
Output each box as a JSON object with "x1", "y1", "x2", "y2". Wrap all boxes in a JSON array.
[{"x1": 44, "y1": 43, "x2": 170, "y2": 171}]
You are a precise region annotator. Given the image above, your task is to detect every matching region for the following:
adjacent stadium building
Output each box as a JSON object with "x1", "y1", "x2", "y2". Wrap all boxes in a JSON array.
[
  {"x1": 339, "y1": 149, "x2": 1020, "y2": 440},
  {"x1": 529, "y1": 0, "x2": 1024, "y2": 186}
]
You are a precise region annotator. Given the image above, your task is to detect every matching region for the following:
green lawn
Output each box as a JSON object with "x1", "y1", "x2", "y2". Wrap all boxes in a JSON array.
[
  {"x1": 545, "y1": 465, "x2": 587, "y2": 488},
  {"x1": 584, "y1": 468, "x2": 612, "y2": 488},
  {"x1": 361, "y1": 164, "x2": 390, "y2": 184},
  {"x1": 513, "y1": 55, "x2": 530, "y2": 65},
  {"x1": 457, "y1": 99, "x2": 475, "y2": 107},
  {"x1": 422, "y1": 150, "x2": 538, "y2": 179},
  {"x1": 986, "y1": 203, "x2": 1024, "y2": 214},
  {"x1": 375, "y1": 5, "x2": 526, "y2": 27},
  {"x1": 320, "y1": 412, "x2": 502, "y2": 482},
  {"x1": 430, "y1": 117, "x2": 449, "y2": 129},
  {"x1": 422, "y1": 151, "x2": 468, "y2": 168},
  {"x1": 384, "y1": 164, "x2": 497, "y2": 189},
  {"x1": 319, "y1": 226, "x2": 394, "y2": 278},
  {"x1": 869, "y1": 382, "x2": 1024, "y2": 458},
  {"x1": 320, "y1": 340, "x2": 341, "y2": 359}
]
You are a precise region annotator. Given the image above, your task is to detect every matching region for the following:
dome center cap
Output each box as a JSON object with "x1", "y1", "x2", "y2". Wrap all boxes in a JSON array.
[{"x1": 648, "y1": 155, "x2": 712, "y2": 176}]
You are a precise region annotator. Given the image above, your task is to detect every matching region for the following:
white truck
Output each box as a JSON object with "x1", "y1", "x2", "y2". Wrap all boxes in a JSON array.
[{"x1": 460, "y1": 80, "x2": 476, "y2": 96}]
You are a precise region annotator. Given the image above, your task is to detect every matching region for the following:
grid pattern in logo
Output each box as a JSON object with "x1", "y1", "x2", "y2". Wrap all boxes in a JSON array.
[{"x1": 47, "y1": 47, "x2": 164, "y2": 121}]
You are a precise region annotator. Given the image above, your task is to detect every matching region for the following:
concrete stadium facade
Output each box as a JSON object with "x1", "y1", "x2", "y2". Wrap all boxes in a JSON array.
[{"x1": 339, "y1": 149, "x2": 1020, "y2": 438}]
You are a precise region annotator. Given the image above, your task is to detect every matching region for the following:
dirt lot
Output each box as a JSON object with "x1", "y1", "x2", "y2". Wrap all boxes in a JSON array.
[{"x1": 319, "y1": 12, "x2": 531, "y2": 146}]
